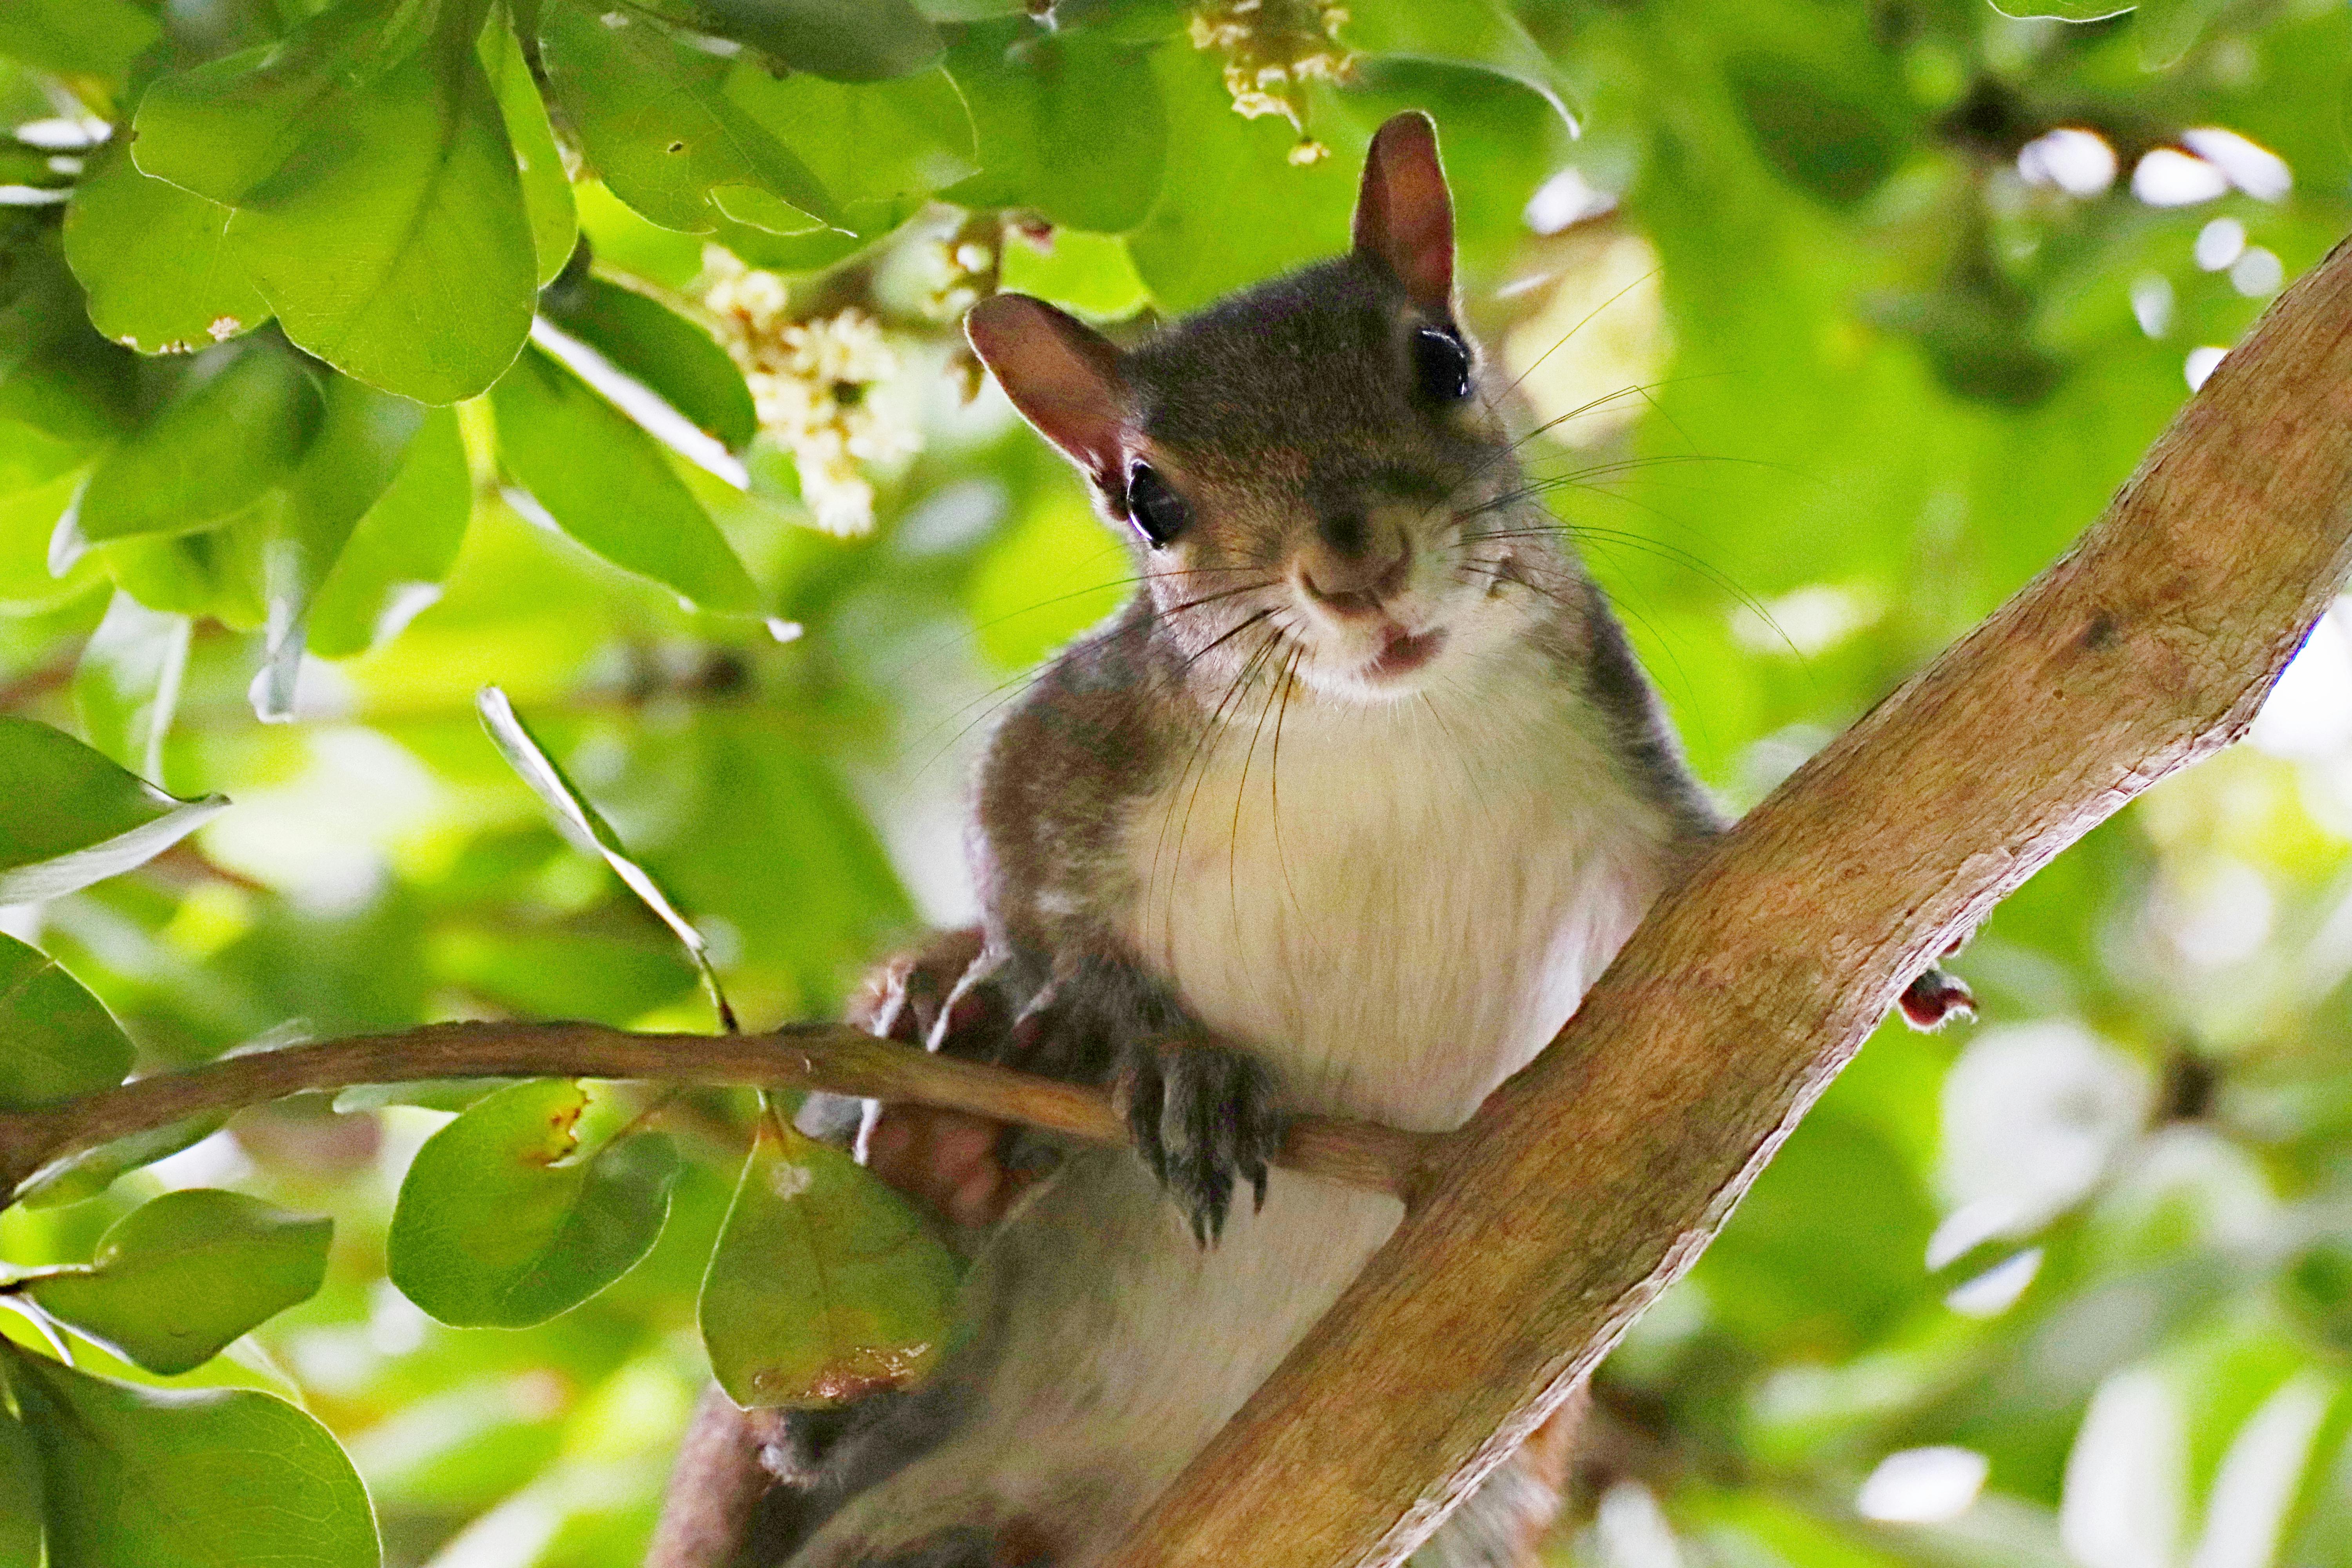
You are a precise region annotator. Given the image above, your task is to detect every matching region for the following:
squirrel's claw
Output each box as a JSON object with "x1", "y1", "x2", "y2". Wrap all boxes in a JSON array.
[{"x1": 1117, "y1": 1038, "x2": 1282, "y2": 1245}]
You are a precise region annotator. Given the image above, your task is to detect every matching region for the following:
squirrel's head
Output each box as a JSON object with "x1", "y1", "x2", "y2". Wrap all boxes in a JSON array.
[{"x1": 965, "y1": 112, "x2": 1570, "y2": 706}]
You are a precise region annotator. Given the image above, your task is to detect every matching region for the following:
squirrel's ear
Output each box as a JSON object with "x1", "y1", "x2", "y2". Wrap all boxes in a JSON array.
[
  {"x1": 1352, "y1": 111, "x2": 1455, "y2": 316},
  {"x1": 965, "y1": 294, "x2": 1129, "y2": 486}
]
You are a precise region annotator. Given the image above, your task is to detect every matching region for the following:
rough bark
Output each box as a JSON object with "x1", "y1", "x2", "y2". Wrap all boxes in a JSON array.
[
  {"x1": 1097, "y1": 236, "x2": 2352, "y2": 1568},
  {"x1": 646, "y1": 1385, "x2": 786, "y2": 1568}
]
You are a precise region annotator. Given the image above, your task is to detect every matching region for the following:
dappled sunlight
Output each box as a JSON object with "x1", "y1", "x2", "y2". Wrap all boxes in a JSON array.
[{"x1": 1499, "y1": 224, "x2": 1669, "y2": 452}]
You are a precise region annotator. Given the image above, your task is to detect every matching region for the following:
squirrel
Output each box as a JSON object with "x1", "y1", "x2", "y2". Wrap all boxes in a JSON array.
[{"x1": 766, "y1": 112, "x2": 1972, "y2": 1568}]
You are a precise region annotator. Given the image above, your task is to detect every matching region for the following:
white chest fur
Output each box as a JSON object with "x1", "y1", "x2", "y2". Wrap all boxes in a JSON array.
[
  {"x1": 1122, "y1": 641, "x2": 1672, "y2": 1131},
  {"x1": 793, "y1": 648, "x2": 1679, "y2": 1568}
]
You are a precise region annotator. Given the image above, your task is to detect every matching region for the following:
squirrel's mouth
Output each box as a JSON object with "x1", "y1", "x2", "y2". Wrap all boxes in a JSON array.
[{"x1": 1363, "y1": 627, "x2": 1446, "y2": 682}]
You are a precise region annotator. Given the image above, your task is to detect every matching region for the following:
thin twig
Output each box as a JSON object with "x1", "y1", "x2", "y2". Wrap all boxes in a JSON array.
[{"x1": 0, "y1": 1019, "x2": 1428, "y2": 1202}]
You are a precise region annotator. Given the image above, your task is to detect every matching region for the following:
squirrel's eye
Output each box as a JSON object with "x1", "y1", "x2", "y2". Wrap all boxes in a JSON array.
[
  {"x1": 1410, "y1": 325, "x2": 1472, "y2": 403},
  {"x1": 1124, "y1": 462, "x2": 1191, "y2": 549}
]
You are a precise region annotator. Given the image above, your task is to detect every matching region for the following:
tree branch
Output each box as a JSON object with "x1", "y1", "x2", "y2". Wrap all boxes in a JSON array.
[
  {"x1": 1105, "y1": 237, "x2": 2352, "y2": 1568},
  {"x1": 644, "y1": 1384, "x2": 791, "y2": 1568},
  {"x1": 0, "y1": 1018, "x2": 1426, "y2": 1201}
]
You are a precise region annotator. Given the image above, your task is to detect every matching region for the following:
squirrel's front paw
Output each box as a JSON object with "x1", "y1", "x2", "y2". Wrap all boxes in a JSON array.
[{"x1": 1115, "y1": 1039, "x2": 1283, "y2": 1245}]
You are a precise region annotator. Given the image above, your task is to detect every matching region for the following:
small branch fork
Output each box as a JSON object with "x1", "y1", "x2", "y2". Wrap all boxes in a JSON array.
[{"x1": 0, "y1": 1018, "x2": 1429, "y2": 1204}]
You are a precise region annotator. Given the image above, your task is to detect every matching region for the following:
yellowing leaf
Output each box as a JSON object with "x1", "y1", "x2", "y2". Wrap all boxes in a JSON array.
[{"x1": 698, "y1": 1107, "x2": 961, "y2": 1408}]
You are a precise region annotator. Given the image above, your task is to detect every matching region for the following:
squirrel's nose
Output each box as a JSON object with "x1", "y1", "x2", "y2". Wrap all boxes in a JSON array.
[{"x1": 1299, "y1": 515, "x2": 1410, "y2": 615}]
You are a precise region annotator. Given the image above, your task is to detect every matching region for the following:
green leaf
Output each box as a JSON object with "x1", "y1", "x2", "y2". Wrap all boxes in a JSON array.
[
  {"x1": 330, "y1": 1078, "x2": 504, "y2": 1114},
  {"x1": 724, "y1": 64, "x2": 978, "y2": 209},
  {"x1": 1342, "y1": 0, "x2": 1578, "y2": 133},
  {"x1": 0, "y1": 143, "x2": 73, "y2": 191},
  {"x1": 1125, "y1": 46, "x2": 1358, "y2": 312},
  {"x1": 480, "y1": 9, "x2": 578, "y2": 287},
  {"x1": 306, "y1": 406, "x2": 472, "y2": 659},
  {"x1": 253, "y1": 375, "x2": 427, "y2": 720},
  {"x1": 387, "y1": 1078, "x2": 680, "y2": 1327},
  {"x1": 1725, "y1": 52, "x2": 1904, "y2": 209},
  {"x1": 475, "y1": 686, "x2": 738, "y2": 1025},
  {"x1": 62, "y1": 141, "x2": 271, "y2": 356},
  {"x1": 489, "y1": 347, "x2": 761, "y2": 612},
  {"x1": 1692, "y1": 1105, "x2": 1936, "y2": 1357},
  {"x1": 539, "y1": 275, "x2": 757, "y2": 450},
  {"x1": 0, "y1": 242, "x2": 140, "y2": 459},
  {"x1": 66, "y1": 338, "x2": 323, "y2": 550},
  {"x1": 0, "y1": 333, "x2": 136, "y2": 457},
  {"x1": 1030, "y1": 0, "x2": 1188, "y2": 33},
  {"x1": 967, "y1": 482, "x2": 1126, "y2": 669},
  {"x1": 12, "y1": 1116, "x2": 230, "y2": 1210},
  {"x1": 225, "y1": 41, "x2": 537, "y2": 403},
  {"x1": 573, "y1": 179, "x2": 708, "y2": 289},
  {"x1": 690, "y1": 0, "x2": 943, "y2": 82},
  {"x1": 128, "y1": 0, "x2": 532, "y2": 396},
  {"x1": 997, "y1": 228, "x2": 1150, "y2": 321},
  {"x1": 73, "y1": 591, "x2": 191, "y2": 781},
  {"x1": 0, "y1": 0, "x2": 160, "y2": 79},
  {"x1": 0, "y1": 470, "x2": 102, "y2": 612},
  {"x1": 4, "y1": 1343, "x2": 381, "y2": 1568},
  {"x1": 94, "y1": 523, "x2": 269, "y2": 630},
  {"x1": 129, "y1": 0, "x2": 431, "y2": 205},
  {"x1": 584, "y1": 709, "x2": 912, "y2": 996},
  {"x1": 943, "y1": 22, "x2": 1167, "y2": 233},
  {"x1": 434, "y1": 924, "x2": 697, "y2": 1022},
  {"x1": 0, "y1": 417, "x2": 92, "y2": 505},
  {"x1": 18, "y1": 1191, "x2": 331, "y2": 1375},
  {"x1": 0, "y1": 1404, "x2": 39, "y2": 1568},
  {"x1": 2135, "y1": 0, "x2": 2227, "y2": 69},
  {"x1": 699, "y1": 1107, "x2": 961, "y2": 1407},
  {"x1": 540, "y1": 0, "x2": 837, "y2": 236},
  {"x1": 1986, "y1": 0, "x2": 2134, "y2": 17},
  {"x1": 0, "y1": 934, "x2": 133, "y2": 1113},
  {"x1": 709, "y1": 198, "x2": 925, "y2": 271},
  {"x1": 0, "y1": 717, "x2": 228, "y2": 905}
]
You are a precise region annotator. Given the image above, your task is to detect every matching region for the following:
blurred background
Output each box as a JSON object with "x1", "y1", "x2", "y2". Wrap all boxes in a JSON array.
[{"x1": 5, "y1": 0, "x2": 2352, "y2": 1563}]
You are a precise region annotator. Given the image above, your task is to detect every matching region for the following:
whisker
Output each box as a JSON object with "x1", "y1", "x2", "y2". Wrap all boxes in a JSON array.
[
  {"x1": 1454, "y1": 555, "x2": 1710, "y2": 729},
  {"x1": 875, "y1": 560, "x2": 1274, "y2": 687},
  {"x1": 1484, "y1": 376, "x2": 1712, "y2": 467},
  {"x1": 1463, "y1": 454, "x2": 1809, "y2": 524},
  {"x1": 1424, "y1": 432, "x2": 1772, "y2": 546},
  {"x1": 1503, "y1": 370, "x2": 1734, "y2": 462},
  {"x1": 903, "y1": 662, "x2": 1056, "y2": 786},
  {"x1": 1457, "y1": 516, "x2": 1790, "y2": 650},
  {"x1": 904, "y1": 580, "x2": 1274, "y2": 746},
  {"x1": 1485, "y1": 264, "x2": 1665, "y2": 411},
  {"x1": 1227, "y1": 634, "x2": 1293, "y2": 1000},
  {"x1": 1158, "y1": 624, "x2": 1285, "y2": 955},
  {"x1": 1169, "y1": 602, "x2": 1283, "y2": 679},
  {"x1": 900, "y1": 581, "x2": 1284, "y2": 786},
  {"x1": 1269, "y1": 640, "x2": 1306, "y2": 922},
  {"x1": 1147, "y1": 608, "x2": 1282, "y2": 919},
  {"x1": 1414, "y1": 686, "x2": 1508, "y2": 851}
]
